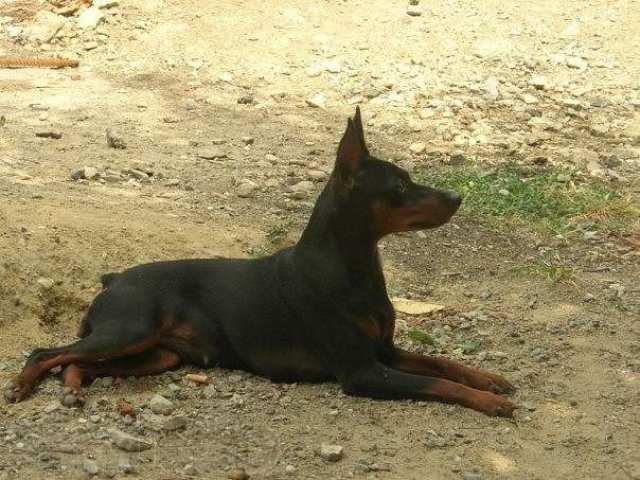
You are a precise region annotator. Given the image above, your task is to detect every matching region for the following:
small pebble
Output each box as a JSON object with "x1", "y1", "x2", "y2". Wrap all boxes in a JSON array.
[
  {"x1": 118, "y1": 457, "x2": 136, "y2": 474},
  {"x1": 83, "y1": 459, "x2": 99, "y2": 476},
  {"x1": 197, "y1": 147, "x2": 227, "y2": 160},
  {"x1": 106, "y1": 127, "x2": 126, "y2": 149},
  {"x1": 305, "y1": 94, "x2": 326, "y2": 109},
  {"x1": 228, "y1": 466, "x2": 250, "y2": 480},
  {"x1": 236, "y1": 180, "x2": 259, "y2": 198},
  {"x1": 109, "y1": 429, "x2": 152, "y2": 452},
  {"x1": 184, "y1": 464, "x2": 198, "y2": 476},
  {"x1": 35, "y1": 130, "x2": 62, "y2": 139},
  {"x1": 36, "y1": 277, "x2": 55, "y2": 290},
  {"x1": 519, "y1": 93, "x2": 538, "y2": 104},
  {"x1": 149, "y1": 394, "x2": 175, "y2": 415},
  {"x1": 461, "y1": 473, "x2": 484, "y2": 480},
  {"x1": 530, "y1": 75, "x2": 549, "y2": 90},
  {"x1": 566, "y1": 56, "x2": 587, "y2": 69},
  {"x1": 319, "y1": 444, "x2": 344, "y2": 462},
  {"x1": 237, "y1": 94, "x2": 254, "y2": 104},
  {"x1": 409, "y1": 142, "x2": 426, "y2": 155},
  {"x1": 407, "y1": 5, "x2": 423, "y2": 16}
]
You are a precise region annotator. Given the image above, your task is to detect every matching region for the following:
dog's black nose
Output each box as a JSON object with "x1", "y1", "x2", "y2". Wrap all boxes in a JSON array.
[{"x1": 447, "y1": 191, "x2": 462, "y2": 207}]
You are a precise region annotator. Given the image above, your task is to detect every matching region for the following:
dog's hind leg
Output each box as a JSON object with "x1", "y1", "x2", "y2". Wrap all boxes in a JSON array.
[
  {"x1": 4, "y1": 309, "x2": 173, "y2": 404},
  {"x1": 59, "y1": 347, "x2": 182, "y2": 407}
]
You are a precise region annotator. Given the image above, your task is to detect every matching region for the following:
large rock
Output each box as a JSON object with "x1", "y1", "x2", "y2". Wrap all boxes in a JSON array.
[{"x1": 25, "y1": 11, "x2": 65, "y2": 44}]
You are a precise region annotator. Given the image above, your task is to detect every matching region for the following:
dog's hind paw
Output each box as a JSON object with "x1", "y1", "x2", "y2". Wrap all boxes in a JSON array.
[
  {"x1": 4, "y1": 380, "x2": 30, "y2": 404},
  {"x1": 60, "y1": 387, "x2": 86, "y2": 408}
]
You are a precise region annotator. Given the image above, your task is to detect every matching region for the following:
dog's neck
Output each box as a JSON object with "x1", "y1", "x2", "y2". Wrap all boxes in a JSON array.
[{"x1": 296, "y1": 182, "x2": 387, "y2": 296}]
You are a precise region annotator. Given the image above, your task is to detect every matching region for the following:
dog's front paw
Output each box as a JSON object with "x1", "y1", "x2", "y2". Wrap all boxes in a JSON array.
[
  {"x1": 59, "y1": 386, "x2": 86, "y2": 408},
  {"x1": 465, "y1": 371, "x2": 516, "y2": 395},
  {"x1": 472, "y1": 391, "x2": 517, "y2": 418}
]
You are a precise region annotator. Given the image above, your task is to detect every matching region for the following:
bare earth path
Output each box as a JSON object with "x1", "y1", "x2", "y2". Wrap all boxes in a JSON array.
[{"x1": 0, "y1": 1, "x2": 639, "y2": 479}]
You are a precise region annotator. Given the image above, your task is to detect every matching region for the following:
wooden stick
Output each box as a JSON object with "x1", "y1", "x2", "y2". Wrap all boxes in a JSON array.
[
  {"x1": 184, "y1": 373, "x2": 209, "y2": 385},
  {"x1": 0, "y1": 56, "x2": 79, "y2": 69}
]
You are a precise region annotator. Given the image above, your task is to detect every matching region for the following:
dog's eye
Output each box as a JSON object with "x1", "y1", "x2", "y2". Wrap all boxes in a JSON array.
[{"x1": 396, "y1": 180, "x2": 407, "y2": 193}]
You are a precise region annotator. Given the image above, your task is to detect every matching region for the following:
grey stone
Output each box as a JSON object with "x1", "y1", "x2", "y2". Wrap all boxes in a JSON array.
[
  {"x1": 318, "y1": 444, "x2": 343, "y2": 462},
  {"x1": 109, "y1": 429, "x2": 152, "y2": 452},
  {"x1": 37, "y1": 277, "x2": 55, "y2": 290},
  {"x1": 305, "y1": 94, "x2": 326, "y2": 109},
  {"x1": 307, "y1": 170, "x2": 328, "y2": 182},
  {"x1": 566, "y1": 56, "x2": 587, "y2": 69},
  {"x1": 589, "y1": 124, "x2": 609, "y2": 137},
  {"x1": 529, "y1": 75, "x2": 549, "y2": 90},
  {"x1": 77, "y1": 7, "x2": 103, "y2": 29},
  {"x1": 305, "y1": 65, "x2": 323, "y2": 77},
  {"x1": 236, "y1": 180, "x2": 259, "y2": 198},
  {"x1": 35, "y1": 130, "x2": 62, "y2": 139},
  {"x1": 409, "y1": 142, "x2": 426, "y2": 155},
  {"x1": 118, "y1": 456, "x2": 137, "y2": 474},
  {"x1": 461, "y1": 473, "x2": 484, "y2": 480},
  {"x1": 197, "y1": 147, "x2": 227, "y2": 160},
  {"x1": 218, "y1": 72, "x2": 234, "y2": 84},
  {"x1": 129, "y1": 169, "x2": 150, "y2": 181},
  {"x1": 83, "y1": 459, "x2": 99, "y2": 476},
  {"x1": 184, "y1": 464, "x2": 198, "y2": 476},
  {"x1": 407, "y1": 5, "x2": 423, "y2": 16},
  {"x1": 519, "y1": 93, "x2": 538, "y2": 105},
  {"x1": 25, "y1": 11, "x2": 65, "y2": 44},
  {"x1": 289, "y1": 181, "x2": 314, "y2": 199},
  {"x1": 149, "y1": 394, "x2": 174, "y2": 415},
  {"x1": 106, "y1": 127, "x2": 126, "y2": 149},
  {"x1": 237, "y1": 94, "x2": 254, "y2": 105},
  {"x1": 324, "y1": 61, "x2": 341, "y2": 73}
]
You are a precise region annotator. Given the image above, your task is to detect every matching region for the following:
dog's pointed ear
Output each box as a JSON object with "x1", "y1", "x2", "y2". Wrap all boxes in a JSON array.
[
  {"x1": 334, "y1": 118, "x2": 365, "y2": 195},
  {"x1": 352, "y1": 106, "x2": 369, "y2": 156}
]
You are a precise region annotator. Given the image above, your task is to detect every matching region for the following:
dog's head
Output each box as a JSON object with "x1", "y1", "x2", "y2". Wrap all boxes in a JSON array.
[{"x1": 329, "y1": 107, "x2": 461, "y2": 239}]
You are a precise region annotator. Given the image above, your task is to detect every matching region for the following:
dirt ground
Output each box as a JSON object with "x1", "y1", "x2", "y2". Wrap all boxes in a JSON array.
[{"x1": 1, "y1": 1, "x2": 639, "y2": 479}]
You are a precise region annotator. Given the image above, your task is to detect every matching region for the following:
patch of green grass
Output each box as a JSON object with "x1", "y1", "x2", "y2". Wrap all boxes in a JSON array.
[
  {"x1": 265, "y1": 221, "x2": 293, "y2": 245},
  {"x1": 246, "y1": 221, "x2": 295, "y2": 258},
  {"x1": 455, "y1": 338, "x2": 482, "y2": 354},
  {"x1": 407, "y1": 328, "x2": 436, "y2": 347},
  {"x1": 416, "y1": 165, "x2": 638, "y2": 233},
  {"x1": 511, "y1": 255, "x2": 574, "y2": 284},
  {"x1": 246, "y1": 246, "x2": 269, "y2": 258}
]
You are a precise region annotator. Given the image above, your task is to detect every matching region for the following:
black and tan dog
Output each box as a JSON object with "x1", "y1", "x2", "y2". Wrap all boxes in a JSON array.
[{"x1": 5, "y1": 107, "x2": 515, "y2": 417}]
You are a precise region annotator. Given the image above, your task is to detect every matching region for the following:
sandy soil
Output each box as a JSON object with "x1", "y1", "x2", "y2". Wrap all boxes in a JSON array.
[{"x1": 1, "y1": 1, "x2": 639, "y2": 479}]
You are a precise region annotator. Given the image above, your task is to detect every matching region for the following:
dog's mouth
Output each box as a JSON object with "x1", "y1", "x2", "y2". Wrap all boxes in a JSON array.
[
  {"x1": 408, "y1": 219, "x2": 447, "y2": 230},
  {"x1": 407, "y1": 194, "x2": 461, "y2": 230}
]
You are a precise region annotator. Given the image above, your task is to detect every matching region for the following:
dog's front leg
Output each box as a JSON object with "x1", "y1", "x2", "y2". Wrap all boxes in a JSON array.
[
  {"x1": 341, "y1": 363, "x2": 515, "y2": 417},
  {"x1": 384, "y1": 347, "x2": 515, "y2": 395}
]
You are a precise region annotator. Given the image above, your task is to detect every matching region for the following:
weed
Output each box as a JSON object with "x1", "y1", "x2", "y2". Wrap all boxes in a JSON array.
[
  {"x1": 407, "y1": 328, "x2": 436, "y2": 346},
  {"x1": 416, "y1": 164, "x2": 638, "y2": 233},
  {"x1": 265, "y1": 221, "x2": 293, "y2": 245},
  {"x1": 246, "y1": 246, "x2": 269, "y2": 258},
  {"x1": 511, "y1": 255, "x2": 574, "y2": 284}
]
